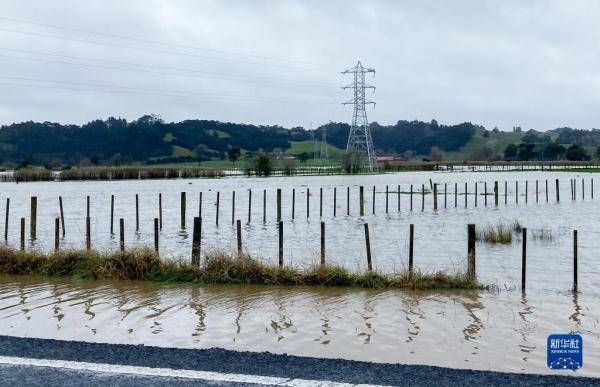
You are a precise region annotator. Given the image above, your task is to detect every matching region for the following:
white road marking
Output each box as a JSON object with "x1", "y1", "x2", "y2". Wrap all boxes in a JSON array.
[{"x1": 0, "y1": 355, "x2": 385, "y2": 386}]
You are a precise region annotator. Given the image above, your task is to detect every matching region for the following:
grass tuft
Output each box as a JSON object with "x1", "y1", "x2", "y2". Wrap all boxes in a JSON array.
[
  {"x1": 0, "y1": 246, "x2": 484, "y2": 290},
  {"x1": 476, "y1": 222, "x2": 513, "y2": 244},
  {"x1": 511, "y1": 220, "x2": 523, "y2": 233}
]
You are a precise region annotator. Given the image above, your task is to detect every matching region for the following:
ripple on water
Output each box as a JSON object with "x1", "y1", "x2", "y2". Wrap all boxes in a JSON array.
[{"x1": 0, "y1": 275, "x2": 597, "y2": 377}]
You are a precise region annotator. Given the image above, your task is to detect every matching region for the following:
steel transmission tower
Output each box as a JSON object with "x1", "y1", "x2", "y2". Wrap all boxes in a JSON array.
[
  {"x1": 342, "y1": 61, "x2": 378, "y2": 171},
  {"x1": 319, "y1": 126, "x2": 329, "y2": 163}
]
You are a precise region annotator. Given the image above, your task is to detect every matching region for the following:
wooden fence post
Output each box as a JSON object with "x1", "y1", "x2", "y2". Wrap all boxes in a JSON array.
[
  {"x1": 409, "y1": 224, "x2": 414, "y2": 275},
  {"x1": 410, "y1": 184, "x2": 414, "y2": 211},
  {"x1": 494, "y1": 181, "x2": 498, "y2": 206},
  {"x1": 484, "y1": 182, "x2": 487, "y2": 206},
  {"x1": 372, "y1": 185, "x2": 376, "y2": 215},
  {"x1": 54, "y1": 218, "x2": 60, "y2": 252},
  {"x1": 154, "y1": 218, "x2": 159, "y2": 253},
  {"x1": 86, "y1": 216, "x2": 91, "y2": 250},
  {"x1": 385, "y1": 185, "x2": 389, "y2": 214},
  {"x1": 474, "y1": 182, "x2": 478, "y2": 207},
  {"x1": 86, "y1": 195, "x2": 90, "y2": 218},
  {"x1": 433, "y1": 184, "x2": 438, "y2": 211},
  {"x1": 59, "y1": 196, "x2": 65, "y2": 236},
  {"x1": 232, "y1": 191, "x2": 236, "y2": 225},
  {"x1": 263, "y1": 189, "x2": 266, "y2": 223},
  {"x1": 521, "y1": 227, "x2": 527, "y2": 291},
  {"x1": 421, "y1": 184, "x2": 425, "y2": 211},
  {"x1": 181, "y1": 192, "x2": 186, "y2": 229},
  {"x1": 306, "y1": 188, "x2": 310, "y2": 218},
  {"x1": 467, "y1": 224, "x2": 476, "y2": 280},
  {"x1": 320, "y1": 188, "x2": 323, "y2": 218},
  {"x1": 464, "y1": 182, "x2": 467, "y2": 208},
  {"x1": 525, "y1": 181, "x2": 528, "y2": 203},
  {"x1": 573, "y1": 229, "x2": 578, "y2": 293},
  {"x1": 20, "y1": 217, "x2": 25, "y2": 250},
  {"x1": 277, "y1": 189, "x2": 281, "y2": 222},
  {"x1": 334, "y1": 187, "x2": 337, "y2": 217},
  {"x1": 504, "y1": 181, "x2": 508, "y2": 204},
  {"x1": 4, "y1": 198, "x2": 9, "y2": 241},
  {"x1": 158, "y1": 193, "x2": 163, "y2": 230},
  {"x1": 192, "y1": 217, "x2": 201, "y2": 266},
  {"x1": 320, "y1": 221, "x2": 325, "y2": 265},
  {"x1": 454, "y1": 183, "x2": 458, "y2": 208},
  {"x1": 216, "y1": 191, "x2": 220, "y2": 226},
  {"x1": 110, "y1": 195, "x2": 114, "y2": 234},
  {"x1": 397, "y1": 184, "x2": 401, "y2": 212},
  {"x1": 545, "y1": 179, "x2": 549, "y2": 202},
  {"x1": 516, "y1": 181, "x2": 519, "y2": 204},
  {"x1": 119, "y1": 218, "x2": 125, "y2": 252},
  {"x1": 292, "y1": 188, "x2": 295, "y2": 220},
  {"x1": 346, "y1": 186, "x2": 350, "y2": 216},
  {"x1": 364, "y1": 223, "x2": 372, "y2": 271},
  {"x1": 555, "y1": 179, "x2": 560, "y2": 202},
  {"x1": 278, "y1": 220, "x2": 283, "y2": 267},
  {"x1": 248, "y1": 190, "x2": 252, "y2": 224},
  {"x1": 535, "y1": 180, "x2": 539, "y2": 203},
  {"x1": 30, "y1": 196, "x2": 37, "y2": 240},
  {"x1": 236, "y1": 219, "x2": 242, "y2": 256},
  {"x1": 359, "y1": 186, "x2": 364, "y2": 216},
  {"x1": 135, "y1": 194, "x2": 140, "y2": 231}
]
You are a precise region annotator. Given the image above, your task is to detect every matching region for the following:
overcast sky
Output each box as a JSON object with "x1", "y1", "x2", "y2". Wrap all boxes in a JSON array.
[{"x1": 1, "y1": 0, "x2": 600, "y2": 131}]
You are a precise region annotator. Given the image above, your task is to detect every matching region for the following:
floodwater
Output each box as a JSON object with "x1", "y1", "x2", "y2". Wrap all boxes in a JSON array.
[
  {"x1": 0, "y1": 171, "x2": 599, "y2": 292},
  {"x1": 0, "y1": 171, "x2": 599, "y2": 377},
  {"x1": 0, "y1": 276, "x2": 597, "y2": 377}
]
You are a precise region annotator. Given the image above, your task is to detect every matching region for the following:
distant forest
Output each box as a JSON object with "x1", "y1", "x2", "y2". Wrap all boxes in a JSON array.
[
  {"x1": 1, "y1": 115, "x2": 599, "y2": 166},
  {"x1": 0, "y1": 115, "x2": 478, "y2": 166}
]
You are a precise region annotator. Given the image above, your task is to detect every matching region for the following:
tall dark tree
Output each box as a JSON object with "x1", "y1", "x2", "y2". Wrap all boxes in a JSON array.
[
  {"x1": 504, "y1": 144, "x2": 518, "y2": 160},
  {"x1": 565, "y1": 145, "x2": 589, "y2": 161},
  {"x1": 227, "y1": 147, "x2": 241, "y2": 164}
]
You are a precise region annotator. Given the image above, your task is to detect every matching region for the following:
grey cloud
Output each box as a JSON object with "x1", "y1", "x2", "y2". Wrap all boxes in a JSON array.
[{"x1": 0, "y1": 0, "x2": 599, "y2": 131}]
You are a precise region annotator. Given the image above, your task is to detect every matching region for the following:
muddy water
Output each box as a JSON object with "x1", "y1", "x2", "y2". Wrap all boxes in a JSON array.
[
  {"x1": 0, "y1": 275, "x2": 597, "y2": 377},
  {"x1": 1, "y1": 171, "x2": 599, "y2": 377},
  {"x1": 0, "y1": 171, "x2": 599, "y2": 293}
]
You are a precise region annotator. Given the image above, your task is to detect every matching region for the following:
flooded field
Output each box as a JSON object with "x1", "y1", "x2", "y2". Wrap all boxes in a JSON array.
[
  {"x1": 0, "y1": 276, "x2": 597, "y2": 377},
  {"x1": 0, "y1": 171, "x2": 598, "y2": 292},
  {"x1": 0, "y1": 171, "x2": 599, "y2": 376}
]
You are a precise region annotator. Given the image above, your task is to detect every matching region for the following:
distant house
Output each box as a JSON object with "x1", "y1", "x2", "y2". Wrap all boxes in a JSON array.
[{"x1": 376, "y1": 156, "x2": 396, "y2": 162}]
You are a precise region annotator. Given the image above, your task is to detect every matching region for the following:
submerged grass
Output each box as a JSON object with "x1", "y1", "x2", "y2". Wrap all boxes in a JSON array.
[
  {"x1": 531, "y1": 228, "x2": 554, "y2": 241},
  {"x1": 0, "y1": 246, "x2": 483, "y2": 290},
  {"x1": 476, "y1": 220, "x2": 527, "y2": 244},
  {"x1": 476, "y1": 223, "x2": 513, "y2": 244}
]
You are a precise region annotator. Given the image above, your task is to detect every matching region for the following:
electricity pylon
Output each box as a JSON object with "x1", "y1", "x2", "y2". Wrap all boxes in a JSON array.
[
  {"x1": 342, "y1": 61, "x2": 378, "y2": 171},
  {"x1": 319, "y1": 126, "x2": 329, "y2": 164}
]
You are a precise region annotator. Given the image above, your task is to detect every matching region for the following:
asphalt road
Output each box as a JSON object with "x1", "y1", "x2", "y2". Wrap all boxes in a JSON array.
[{"x1": 0, "y1": 335, "x2": 595, "y2": 386}]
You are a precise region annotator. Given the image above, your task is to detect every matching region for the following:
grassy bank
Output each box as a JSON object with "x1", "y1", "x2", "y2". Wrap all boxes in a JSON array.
[{"x1": 0, "y1": 246, "x2": 483, "y2": 290}]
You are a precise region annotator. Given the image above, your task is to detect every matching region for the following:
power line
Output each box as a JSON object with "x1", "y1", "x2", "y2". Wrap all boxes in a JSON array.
[
  {"x1": 0, "y1": 49, "x2": 337, "y2": 88},
  {"x1": 0, "y1": 76, "x2": 338, "y2": 104},
  {"x1": 0, "y1": 27, "x2": 336, "y2": 73},
  {"x1": 0, "y1": 15, "x2": 330, "y2": 67}
]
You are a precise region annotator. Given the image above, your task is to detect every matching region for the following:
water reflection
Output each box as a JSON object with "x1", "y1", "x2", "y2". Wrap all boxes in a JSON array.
[
  {"x1": 190, "y1": 286, "x2": 206, "y2": 339},
  {"x1": 570, "y1": 292, "x2": 582, "y2": 326},
  {"x1": 516, "y1": 294, "x2": 536, "y2": 364},
  {"x1": 458, "y1": 292, "x2": 484, "y2": 343},
  {"x1": 0, "y1": 276, "x2": 598, "y2": 377}
]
